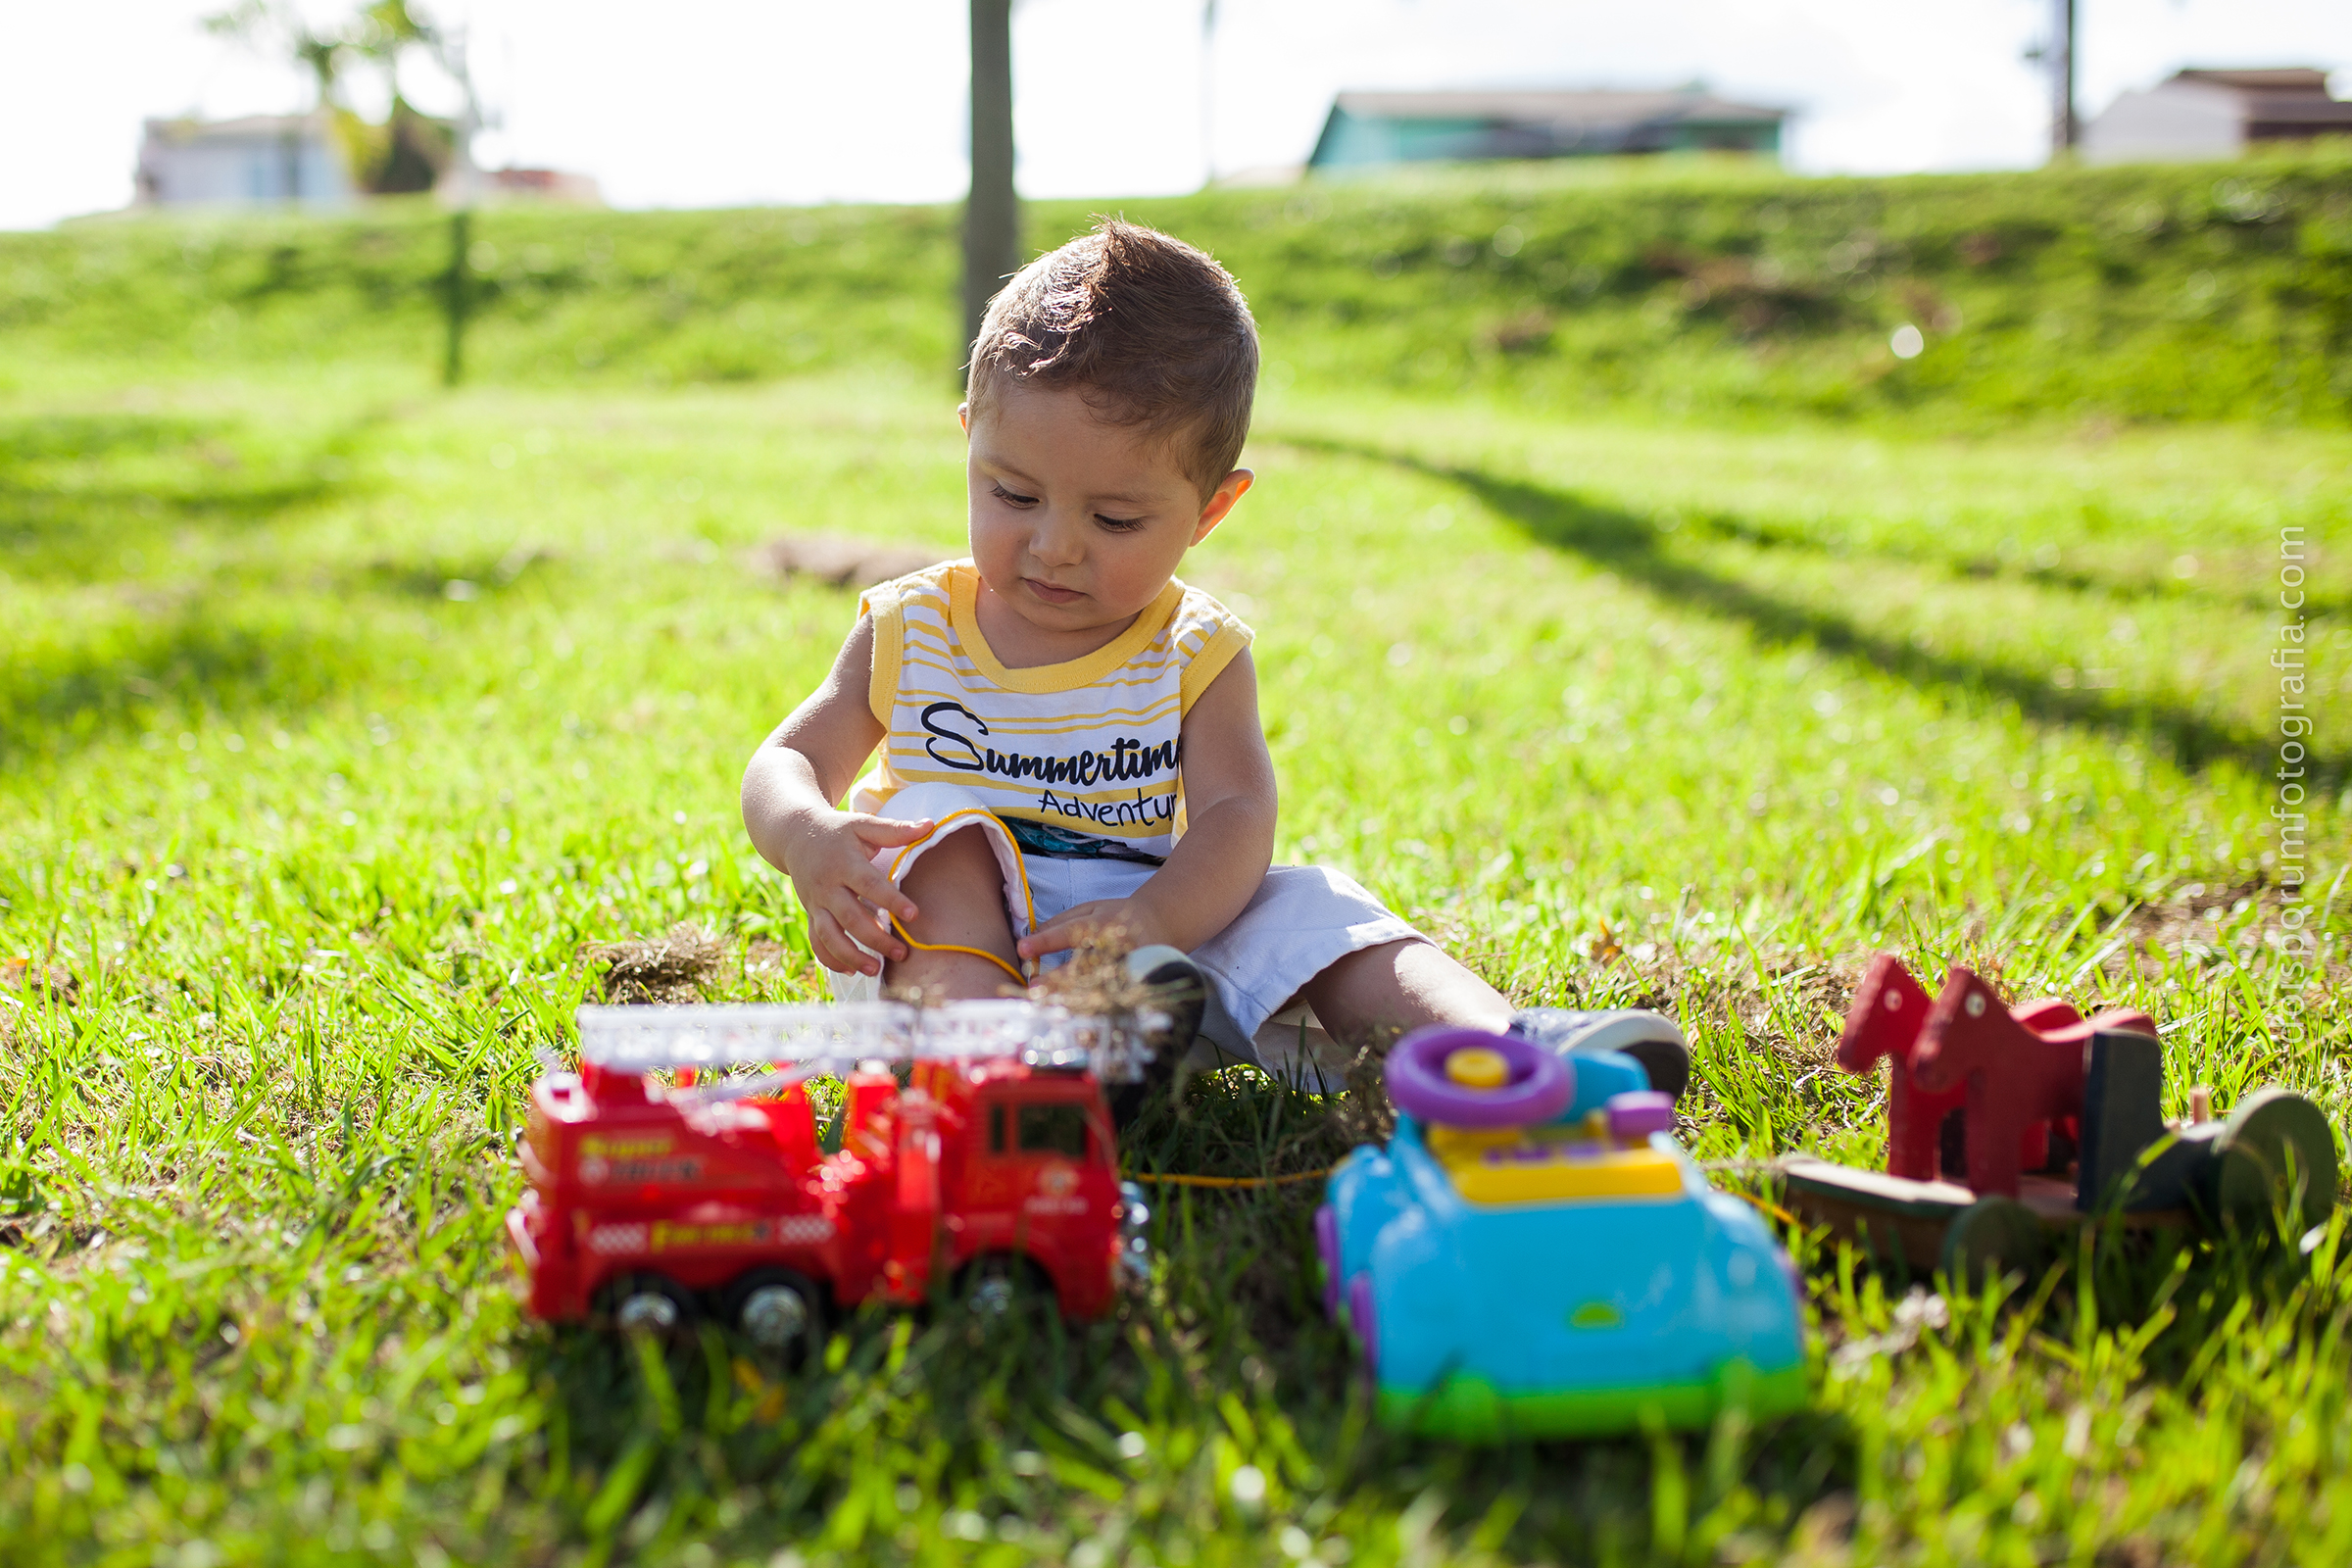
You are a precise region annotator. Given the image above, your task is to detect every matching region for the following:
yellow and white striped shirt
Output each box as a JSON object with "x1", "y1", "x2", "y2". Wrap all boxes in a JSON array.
[{"x1": 851, "y1": 561, "x2": 1253, "y2": 860}]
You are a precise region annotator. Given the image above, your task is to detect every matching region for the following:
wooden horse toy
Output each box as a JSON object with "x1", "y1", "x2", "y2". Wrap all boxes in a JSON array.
[
  {"x1": 1909, "y1": 965, "x2": 2157, "y2": 1198},
  {"x1": 1837, "y1": 955, "x2": 2099, "y2": 1183},
  {"x1": 1836, "y1": 955, "x2": 1965, "y2": 1181}
]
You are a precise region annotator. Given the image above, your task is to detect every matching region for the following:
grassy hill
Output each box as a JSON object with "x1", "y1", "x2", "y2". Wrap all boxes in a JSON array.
[
  {"x1": 5, "y1": 151, "x2": 2352, "y2": 1562},
  {"x1": 5, "y1": 146, "x2": 2351, "y2": 424}
]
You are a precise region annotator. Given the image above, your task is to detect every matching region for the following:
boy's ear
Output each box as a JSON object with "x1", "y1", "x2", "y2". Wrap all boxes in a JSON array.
[
  {"x1": 957, "y1": 402, "x2": 971, "y2": 435},
  {"x1": 1192, "y1": 468, "x2": 1252, "y2": 546}
]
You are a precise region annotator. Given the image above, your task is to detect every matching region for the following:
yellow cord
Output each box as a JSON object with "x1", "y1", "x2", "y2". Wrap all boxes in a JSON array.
[
  {"x1": 1130, "y1": 1169, "x2": 1333, "y2": 1189},
  {"x1": 1134, "y1": 1174, "x2": 1791, "y2": 1204},
  {"x1": 888, "y1": 913, "x2": 1029, "y2": 989},
  {"x1": 1729, "y1": 1189, "x2": 1799, "y2": 1227}
]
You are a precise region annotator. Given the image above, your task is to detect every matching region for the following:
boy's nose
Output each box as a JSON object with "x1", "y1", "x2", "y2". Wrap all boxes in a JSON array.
[{"x1": 1028, "y1": 514, "x2": 1085, "y2": 567}]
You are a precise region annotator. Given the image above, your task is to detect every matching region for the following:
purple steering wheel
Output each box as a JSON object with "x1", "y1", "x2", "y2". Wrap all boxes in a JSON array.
[{"x1": 1385, "y1": 1027, "x2": 1573, "y2": 1129}]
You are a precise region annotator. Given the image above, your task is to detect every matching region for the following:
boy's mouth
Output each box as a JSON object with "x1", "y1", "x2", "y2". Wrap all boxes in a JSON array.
[{"x1": 1022, "y1": 577, "x2": 1085, "y2": 605}]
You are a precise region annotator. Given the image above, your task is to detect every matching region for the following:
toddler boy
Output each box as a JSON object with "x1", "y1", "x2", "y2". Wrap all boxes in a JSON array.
[{"x1": 740, "y1": 220, "x2": 1685, "y2": 1098}]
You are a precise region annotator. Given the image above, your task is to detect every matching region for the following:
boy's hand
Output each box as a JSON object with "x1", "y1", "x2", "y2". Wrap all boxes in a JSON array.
[
  {"x1": 786, "y1": 812, "x2": 935, "y2": 977},
  {"x1": 1018, "y1": 898, "x2": 1168, "y2": 963}
]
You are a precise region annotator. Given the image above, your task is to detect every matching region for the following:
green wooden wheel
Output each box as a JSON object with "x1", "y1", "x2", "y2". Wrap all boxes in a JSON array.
[
  {"x1": 1941, "y1": 1196, "x2": 2049, "y2": 1288},
  {"x1": 2203, "y1": 1089, "x2": 2340, "y2": 1235}
]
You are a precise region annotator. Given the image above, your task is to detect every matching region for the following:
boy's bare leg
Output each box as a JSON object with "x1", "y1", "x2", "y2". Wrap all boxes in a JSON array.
[
  {"x1": 1294, "y1": 938, "x2": 1513, "y2": 1054},
  {"x1": 880, "y1": 827, "x2": 1024, "y2": 1001}
]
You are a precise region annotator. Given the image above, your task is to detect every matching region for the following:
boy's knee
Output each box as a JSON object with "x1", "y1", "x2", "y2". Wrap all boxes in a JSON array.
[{"x1": 886, "y1": 823, "x2": 1021, "y2": 1000}]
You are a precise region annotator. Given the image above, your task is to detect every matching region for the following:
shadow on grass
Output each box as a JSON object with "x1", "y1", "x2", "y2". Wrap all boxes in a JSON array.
[
  {"x1": 502, "y1": 1066, "x2": 1802, "y2": 1556},
  {"x1": 0, "y1": 554, "x2": 559, "y2": 764},
  {"x1": 1288, "y1": 435, "x2": 2325, "y2": 784},
  {"x1": 0, "y1": 410, "x2": 376, "y2": 581},
  {"x1": 0, "y1": 596, "x2": 364, "y2": 764},
  {"x1": 525, "y1": 1234, "x2": 1849, "y2": 1563},
  {"x1": 0, "y1": 407, "x2": 557, "y2": 762}
]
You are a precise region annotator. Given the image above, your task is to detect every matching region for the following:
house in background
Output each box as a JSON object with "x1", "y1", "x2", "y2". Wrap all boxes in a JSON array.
[
  {"x1": 134, "y1": 112, "x2": 601, "y2": 210},
  {"x1": 136, "y1": 114, "x2": 356, "y2": 207},
  {"x1": 2082, "y1": 69, "x2": 2352, "y2": 165},
  {"x1": 1308, "y1": 87, "x2": 1788, "y2": 172}
]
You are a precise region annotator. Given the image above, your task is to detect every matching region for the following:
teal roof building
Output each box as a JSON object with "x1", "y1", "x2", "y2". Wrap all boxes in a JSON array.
[{"x1": 1308, "y1": 88, "x2": 1788, "y2": 171}]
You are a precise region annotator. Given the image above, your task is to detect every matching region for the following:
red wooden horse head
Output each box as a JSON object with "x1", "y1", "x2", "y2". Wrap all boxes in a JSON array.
[
  {"x1": 1908, "y1": 963, "x2": 2124, "y2": 1198},
  {"x1": 1837, "y1": 953, "x2": 1933, "y2": 1075},
  {"x1": 1908, "y1": 966, "x2": 2012, "y2": 1095}
]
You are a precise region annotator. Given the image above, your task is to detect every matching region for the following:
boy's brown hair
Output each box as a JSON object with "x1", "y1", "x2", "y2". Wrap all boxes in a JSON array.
[{"x1": 965, "y1": 220, "x2": 1259, "y2": 497}]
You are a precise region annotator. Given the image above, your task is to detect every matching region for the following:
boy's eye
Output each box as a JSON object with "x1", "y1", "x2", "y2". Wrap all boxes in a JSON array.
[
  {"x1": 991, "y1": 482, "x2": 1039, "y2": 507},
  {"x1": 1094, "y1": 514, "x2": 1146, "y2": 532}
]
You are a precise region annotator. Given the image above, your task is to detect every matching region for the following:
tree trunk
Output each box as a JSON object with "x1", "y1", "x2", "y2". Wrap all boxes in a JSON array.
[
  {"x1": 2049, "y1": 0, "x2": 2077, "y2": 159},
  {"x1": 963, "y1": 0, "x2": 1019, "y2": 370}
]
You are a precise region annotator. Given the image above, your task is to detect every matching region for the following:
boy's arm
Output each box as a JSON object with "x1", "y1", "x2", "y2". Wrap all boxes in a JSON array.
[
  {"x1": 1018, "y1": 649, "x2": 1276, "y2": 961},
  {"x1": 741, "y1": 616, "x2": 934, "y2": 977}
]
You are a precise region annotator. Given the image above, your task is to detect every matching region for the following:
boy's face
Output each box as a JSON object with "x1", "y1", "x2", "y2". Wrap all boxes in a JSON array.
[{"x1": 961, "y1": 382, "x2": 1250, "y2": 640}]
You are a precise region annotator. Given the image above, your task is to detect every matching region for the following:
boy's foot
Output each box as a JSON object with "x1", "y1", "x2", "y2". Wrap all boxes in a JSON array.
[
  {"x1": 1509, "y1": 1007, "x2": 1691, "y2": 1101},
  {"x1": 1105, "y1": 945, "x2": 1207, "y2": 1129}
]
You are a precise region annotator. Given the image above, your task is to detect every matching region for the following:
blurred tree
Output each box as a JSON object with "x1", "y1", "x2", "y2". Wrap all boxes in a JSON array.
[
  {"x1": 203, "y1": 0, "x2": 466, "y2": 196},
  {"x1": 963, "y1": 0, "x2": 1019, "y2": 369},
  {"x1": 202, "y1": 0, "x2": 346, "y2": 109}
]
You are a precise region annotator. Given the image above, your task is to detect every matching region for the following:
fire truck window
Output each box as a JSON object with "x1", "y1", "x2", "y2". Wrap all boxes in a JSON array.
[
  {"x1": 989, "y1": 1102, "x2": 1006, "y2": 1155},
  {"x1": 1016, "y1": 1102, "x2": 1089, "y2": 1158}
]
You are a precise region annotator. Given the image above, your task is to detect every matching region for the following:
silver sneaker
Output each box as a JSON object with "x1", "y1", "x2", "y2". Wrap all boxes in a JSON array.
[{"x1": 1509, "y1": 1007, "x2": 1690, "y2": 1100}]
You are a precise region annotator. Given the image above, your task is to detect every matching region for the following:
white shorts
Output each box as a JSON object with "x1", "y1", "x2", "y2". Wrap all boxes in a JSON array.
[{"x1": 825, "y1": 782, "x2": 1423, "y2": 1085}]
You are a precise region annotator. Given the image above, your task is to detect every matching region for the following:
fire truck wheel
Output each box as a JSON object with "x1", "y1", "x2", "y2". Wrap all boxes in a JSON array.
[
  {"x1": 956, "y1": 1252, "x2": 1054, "y2": 1321},
  {"x1": 723, "y1": 1268, "x2": 825, "y2": 1359},
  {"x1": 596, "y1": 1273, "x2": 700, "y2": 1338}
]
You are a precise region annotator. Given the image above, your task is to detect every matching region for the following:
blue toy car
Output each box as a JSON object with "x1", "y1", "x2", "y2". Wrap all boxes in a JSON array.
[{"x1": 1316, "y1": 1024, "x2": 1806, "y2": 1440}]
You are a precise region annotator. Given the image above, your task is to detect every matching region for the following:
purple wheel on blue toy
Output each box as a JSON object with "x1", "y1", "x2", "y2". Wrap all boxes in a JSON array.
[
  {"x1": 1347, "y1": 1273, "x2": 1379, "y2": 1373},
  {"x1": 1606, "y1": 1091, "x2": 1676, "y2": 1139},
  {"x1": 1313, "y1": 1204, "x2": 1342, "y2": 1320},
  {"x1": 1384, "y1": 1027, "x2": 1573, "y2": 1128}
]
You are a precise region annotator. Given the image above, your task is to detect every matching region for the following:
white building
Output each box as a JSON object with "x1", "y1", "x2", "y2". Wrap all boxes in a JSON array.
[
  {"x1": 136, "y1": 114, "x2": 356, "y2": 208},
  {"x1": 2083, "y1": 69, "x2": 2352, "y2": 166}
]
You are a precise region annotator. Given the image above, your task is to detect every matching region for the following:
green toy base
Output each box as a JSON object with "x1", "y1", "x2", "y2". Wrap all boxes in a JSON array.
[{"x1": 1375, "y1": 1359, "x2": 1808, "y2": 1441}]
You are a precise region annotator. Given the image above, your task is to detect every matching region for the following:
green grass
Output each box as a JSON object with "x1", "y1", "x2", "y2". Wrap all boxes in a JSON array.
[
  {"x1": 2, "y1": 362, "x2": 2346, "y2": 1565},
  {"x1": 2, "y1": 169, "x2": 2350, "y2": 1563},
  {"x1": 7, "y1": 143, "x2": 2352, "y2": 425}
]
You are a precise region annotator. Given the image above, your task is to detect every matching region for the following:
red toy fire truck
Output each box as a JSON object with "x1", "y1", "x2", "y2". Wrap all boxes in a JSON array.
[{"x1": 506, "y1": 1001, "x2": 1153, "y2": 1351}]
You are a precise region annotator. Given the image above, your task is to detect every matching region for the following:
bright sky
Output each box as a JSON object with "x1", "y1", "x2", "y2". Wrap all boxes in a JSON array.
[{"x1": 5, "y1": 0, "x2": 2348, "y2": 229}]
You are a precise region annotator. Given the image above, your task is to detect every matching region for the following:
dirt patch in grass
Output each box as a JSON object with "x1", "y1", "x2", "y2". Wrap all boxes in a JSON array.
[
  {"x1": 751, "y1": 534, "x2": 949, "y2": 590},
  {"x1": 1, "y1": 958, "x2": 80, "y2": 1007},
  {"x1": 2130, "y1": 878, "x2": 2282, "y2": 950},
  {"x1": 584, "y1": 922, "x2": 728, "y2": 1004},
  {"x1": 2095, "y1": 877, "x2": 2347, "y2": 988}
]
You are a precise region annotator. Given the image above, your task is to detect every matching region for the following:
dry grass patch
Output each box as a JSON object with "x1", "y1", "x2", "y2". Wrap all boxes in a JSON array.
[{"x1": 583, "y1": 922, "x2": 728, "y2": 1004}]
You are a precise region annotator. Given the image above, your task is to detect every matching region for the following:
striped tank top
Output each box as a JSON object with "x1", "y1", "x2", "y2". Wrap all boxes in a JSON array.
[{"x1": 851, "y1": 561, "x2": 1253, "y2": 861}]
